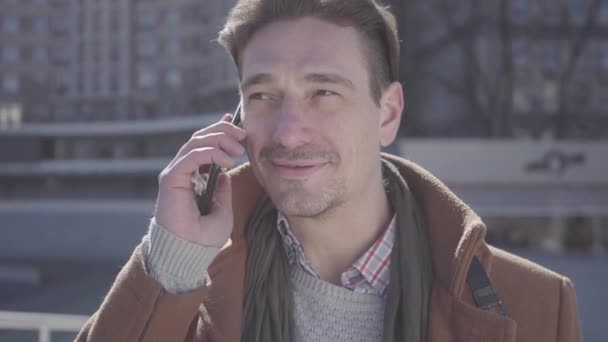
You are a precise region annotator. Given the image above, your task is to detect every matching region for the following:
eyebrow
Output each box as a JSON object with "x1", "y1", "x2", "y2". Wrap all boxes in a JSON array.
[
  {"x1": 304, "y1": 73, "x2": 355, "y2": 91},
  {"x1": 241, "y1": 73, "x2": 274, "y2": 93},
  {"x1": 240, "y1": 72, "x2": 356, "y2": 93}
]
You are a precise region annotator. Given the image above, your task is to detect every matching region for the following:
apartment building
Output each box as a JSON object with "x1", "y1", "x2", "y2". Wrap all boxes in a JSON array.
[
  {"x1": 0, "y1": 0, "x2": 238, "y2": 124},
  {"x1": 0, "y1": 0, "x2": 53, "y2": 124}
]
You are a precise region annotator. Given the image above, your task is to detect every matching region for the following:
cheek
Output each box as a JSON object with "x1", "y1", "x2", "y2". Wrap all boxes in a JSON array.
[
  {"x1": 244, "y1": 132, "x2": 264, "y2": 163},
  {"x1": 339, "y1": 111, "x2": 381, "y2": 177},
  {"x1": 243, "y1": 123, "x2": 276, "y2": 181},
  {"x1": 243, "y1": 117, "x2": 270, "y2": 151}
]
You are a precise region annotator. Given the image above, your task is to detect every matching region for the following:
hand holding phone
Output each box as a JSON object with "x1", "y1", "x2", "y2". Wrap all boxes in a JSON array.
[
  {"x1": 153, "y1": 103, "x2": 245, "y2": 248},
  {"x1": 196, "y1": 103, "x2": 242, "y2": 215}
]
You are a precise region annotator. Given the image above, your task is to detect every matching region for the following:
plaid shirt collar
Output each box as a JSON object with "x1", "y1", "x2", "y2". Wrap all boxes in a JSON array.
[{"x1": 277, "y1": 212, "x2": 395, "y2": 297}]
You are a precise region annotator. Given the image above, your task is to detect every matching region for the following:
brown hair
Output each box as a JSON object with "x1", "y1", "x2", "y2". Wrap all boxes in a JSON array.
[{"x1": 217, "y1": 0, "x2": 400, "y2": 104}]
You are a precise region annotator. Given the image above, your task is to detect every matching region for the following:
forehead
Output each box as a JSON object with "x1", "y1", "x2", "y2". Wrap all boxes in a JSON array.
[{"x1": 240, "y1": 17, "x2": 369, "y2": 82}]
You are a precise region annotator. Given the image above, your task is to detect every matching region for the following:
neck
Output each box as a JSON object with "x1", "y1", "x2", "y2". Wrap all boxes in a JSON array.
[{"x1": 285, "y1": 167, "x2": 392, "y2": 285}]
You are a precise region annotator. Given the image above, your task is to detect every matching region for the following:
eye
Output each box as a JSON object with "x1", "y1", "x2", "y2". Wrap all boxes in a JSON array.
[
  {"x1": 315, "y1": 89, "x2": 337, "y2": 97},
  {"x1": 249, "y1": 92, "x2": 272, "y2": 101}
]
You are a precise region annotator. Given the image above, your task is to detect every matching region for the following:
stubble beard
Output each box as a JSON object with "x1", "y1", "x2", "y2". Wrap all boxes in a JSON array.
[
  {"x1": 250, "y1": 142, "x2": 345, "y2": 218},
  {"x1": 269, "y1": 176, "x2": 347, "y2": 218}
]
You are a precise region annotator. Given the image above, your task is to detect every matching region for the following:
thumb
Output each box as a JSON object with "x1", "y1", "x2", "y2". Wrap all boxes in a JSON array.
[{"x1": 211, "y1": 172, "x2": 233, "y2": 214}]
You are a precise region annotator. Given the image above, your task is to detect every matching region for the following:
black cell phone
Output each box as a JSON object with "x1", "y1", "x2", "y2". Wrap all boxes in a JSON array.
[{"x1": 197, "y1": 103, "x2": 242, "y2": 215}]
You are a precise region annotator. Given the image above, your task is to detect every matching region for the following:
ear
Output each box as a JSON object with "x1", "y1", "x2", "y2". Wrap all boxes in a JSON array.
[{"x1": 378, "y1": 81, "x2": 404, "y2": 147}]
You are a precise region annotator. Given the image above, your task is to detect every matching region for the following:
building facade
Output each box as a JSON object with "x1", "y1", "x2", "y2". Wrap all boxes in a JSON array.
[{"x1": 0, "y1": 0, "x2": 238, "y2": 125}]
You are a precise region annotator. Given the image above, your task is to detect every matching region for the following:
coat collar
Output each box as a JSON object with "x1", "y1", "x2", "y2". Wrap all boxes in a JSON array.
[
  {"x1": 222, "y1": 153, "x2": 492, "y2": 295},
  {"x1": 203, "y1": 153, "x2": 514, "y2": 341}
]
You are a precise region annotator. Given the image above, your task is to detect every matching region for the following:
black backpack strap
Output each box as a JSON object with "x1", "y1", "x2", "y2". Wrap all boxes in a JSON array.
[{"x1": 466, "y1": 256, "x2": 508, "y2": 317}]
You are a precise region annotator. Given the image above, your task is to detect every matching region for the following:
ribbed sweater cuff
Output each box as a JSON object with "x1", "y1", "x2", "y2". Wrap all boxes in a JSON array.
[{"x1": 143, "y1": 218, "x2": 220, "y2": 294}]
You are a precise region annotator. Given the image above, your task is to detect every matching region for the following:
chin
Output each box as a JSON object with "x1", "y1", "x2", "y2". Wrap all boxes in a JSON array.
[{"x1": 270, "y1": 183, "x2": 345, "y2": 218}]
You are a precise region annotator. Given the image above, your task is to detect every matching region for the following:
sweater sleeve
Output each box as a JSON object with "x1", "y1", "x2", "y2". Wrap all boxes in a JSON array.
[{"x1": 143, "y1": 218, "x2": 220, "y2": 294}]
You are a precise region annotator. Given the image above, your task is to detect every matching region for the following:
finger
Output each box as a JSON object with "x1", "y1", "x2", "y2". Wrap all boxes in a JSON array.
[
  {"x1": 191, "y1": 116, "x2": 225, "y2": 138},
  {"x1": 174, "y1": 132, "x2": 245, "y2": 162},
  {"x1": 191, "y1": 119, "x2": 246, "y2": 140},
  {"x1": 170, "y1": 147, "x2": 235, "y2": 181}
]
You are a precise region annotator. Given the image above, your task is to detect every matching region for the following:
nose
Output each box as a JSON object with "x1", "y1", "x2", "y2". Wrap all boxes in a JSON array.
[{"x1": 272, "y1": 97, "x2": 313, "y2": 149}]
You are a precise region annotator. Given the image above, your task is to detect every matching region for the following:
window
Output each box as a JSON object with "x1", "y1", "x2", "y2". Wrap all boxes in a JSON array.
[
  {"x1": 137, "y1": 38, "x2": 157, "y2": 59},
  {"x1": 0, "y1": 102, "x2": 22, "y2": 129},
  {"x1": 33, "y1": 46, "x2": 47, "y2": 62},
  {"x1": 55, "y1": 82, "x2": 68, "y2": 96},
  {"x1": 110, "y1": 9, "x2": 120, "y2": 32},
  {"x1": 512, "y1": 86, "x2": 531, "y2": 112},
  {"x1": 2, "y1": 44, "x2": 19, "y2": 63},
  {"x1": 600, "y1": 46, "x2": 608, "y2": 69},
  {"x1": 568, "y1": 80, "x2": 589, "y2": 108},
  {"x1": 77, "y1": 71, "x2": 84, "y2": 94},
  {"x1": 542, "y1": 80, "x2": 558, "y2": 112},
  {"x1": 199, "y1": 66, "x2": 210, "y2": 83},
  {"x1": 543, "y1": 43, "x2": 560, "y2": 72},
  {"x1": 52, "y1": 15, "x2": 71, "y2": 34},
  {"x1": 165, "y1": 8, "x2": 181, "y2": 26},
  {"x1": 92, "y1": 10, "x2": 101, "y2": 32},
  {"x1": 513, "y1": 40, "x2": 528, "y2": 66},
  {"x1": 138, "y1": 68, "x2": 157, "y2": 89},
  {"x1": 570, "y1": 0, "x2": 585, "y2": 25},
  {"x1": 110, "y1": 73, "x2": 119, "y2": 94},
  {"x1": 110, "y1": 45, "x2": 120, "y2": 62},
  {"x1": 33, "y1": 72, "x2": 48, "y2": 85},
  {"x1": 600, "y1": 3, "x2": 608, "y2": 23},
  {"x1": 529, "y1": 91, "x2": 543, "y2": 111},
  {"x1": 165, "y1": 39, "x2": 180, "y2": 56},
  {"x1": 140, "y1": 102, "x2": 157, "y2": 118},
  {"x1": 33, "y1": 17, "x2": 47, "y2": 32},
  {"x1": 165, "y1": 69, "x2": 181, "y2": 88},
  {"x1": 542, "y1": 2, "x2": 560, "y2": 25},
  {"x1": 137, "y1": 9, "x2": 157, "y2": 29},
  {"x1": 50, "y1": 0, "x2": 69, "y2": 8},
  {"x1": 53, "y1": 44, "x2": 71, "y2": 64},
  {"x1": 2, "y1": 74, "x2": 20, "y2": 93},
  {"x1": 92, "y1": 71, "x2": 100, "y2": 93},
  {"x1": 512, "y1": 0, "x2": 528, "y2": 22},
  {"x1": 2, "y1": 16, "x2": 19, "y2": 32},
  {"x1": 54, "y1": 72, "x2": 70, "y2": 96}
]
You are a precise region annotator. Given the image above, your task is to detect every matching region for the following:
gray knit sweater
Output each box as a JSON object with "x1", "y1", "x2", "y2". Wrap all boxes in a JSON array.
[{"x1": 142, "y1": 219, "x2": 386, "y2": 342}]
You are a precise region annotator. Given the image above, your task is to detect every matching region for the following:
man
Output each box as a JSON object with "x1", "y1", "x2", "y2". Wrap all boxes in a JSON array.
[{"x1": 77, "y1": 1, "x2": 582, "y2": 341}]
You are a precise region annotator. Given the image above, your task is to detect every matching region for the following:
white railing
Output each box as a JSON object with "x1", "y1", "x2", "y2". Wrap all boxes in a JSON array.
[{"x1": 0, "y1": 311, "x2": 88, "y2": 342}]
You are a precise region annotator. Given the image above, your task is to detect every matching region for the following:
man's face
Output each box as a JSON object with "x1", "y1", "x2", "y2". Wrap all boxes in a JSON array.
[{"x1": 240, "y1": 17, "x2": 396, "y2": 218}]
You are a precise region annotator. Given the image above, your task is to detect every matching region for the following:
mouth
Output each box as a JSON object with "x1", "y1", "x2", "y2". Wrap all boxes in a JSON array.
[{"x1": 270, "y1": 160, "x2": 328, "y2": 178}]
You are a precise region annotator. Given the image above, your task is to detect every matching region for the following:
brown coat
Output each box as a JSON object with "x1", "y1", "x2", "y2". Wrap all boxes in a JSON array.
[{"x1": 76, "y1": 155, "x2": 582, "y2": 342}]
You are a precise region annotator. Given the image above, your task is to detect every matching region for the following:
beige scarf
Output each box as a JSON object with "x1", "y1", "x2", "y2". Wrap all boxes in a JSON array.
[{"x1": 241, "y1": 158, "x2": 434, "y2": 341}]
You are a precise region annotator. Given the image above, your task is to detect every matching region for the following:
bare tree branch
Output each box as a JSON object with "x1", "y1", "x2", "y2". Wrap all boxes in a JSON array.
[
  {"x1": 556, "y1": 0, "x2": 602, "y2": 138},
  {"x1": 421, "y1": 70, "x2": 469, "y2": 97},
  {"x1": 494, "y1": 0, "x2": 514, "y2": 137},
  {"x1": 428, "y1": 0, "x2": 494, "y2": 135}
]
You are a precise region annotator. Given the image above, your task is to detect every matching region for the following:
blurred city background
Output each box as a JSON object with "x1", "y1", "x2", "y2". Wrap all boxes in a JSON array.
[{"x1": 0, "y1": 0, "x2": 606, "y2": 341}]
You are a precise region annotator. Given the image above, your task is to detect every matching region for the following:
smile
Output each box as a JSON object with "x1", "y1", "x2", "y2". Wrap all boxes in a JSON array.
[{"x1": 270, "y1": 160, "x2": 328, "y2": 178}]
